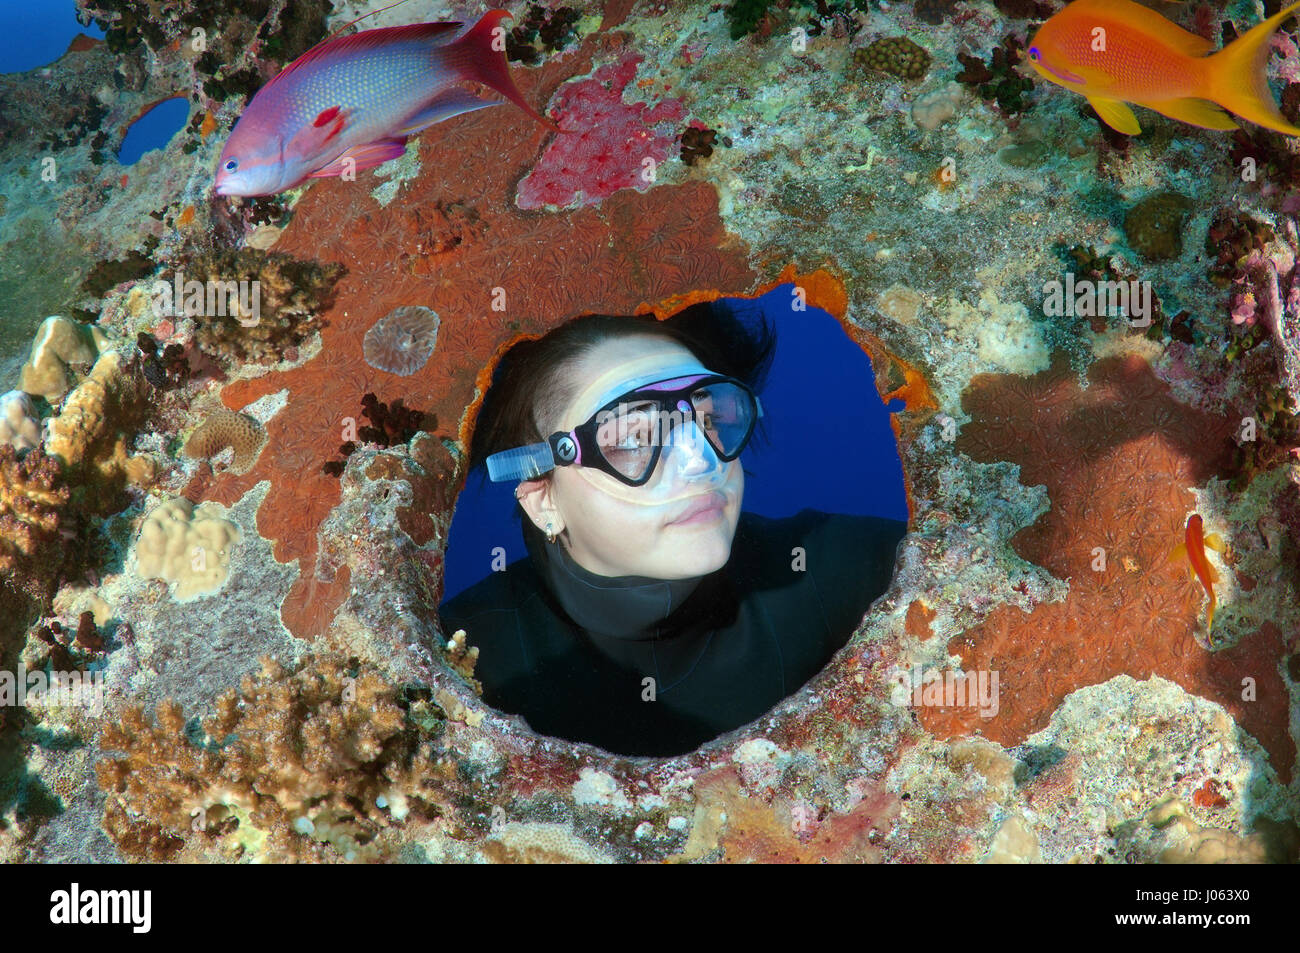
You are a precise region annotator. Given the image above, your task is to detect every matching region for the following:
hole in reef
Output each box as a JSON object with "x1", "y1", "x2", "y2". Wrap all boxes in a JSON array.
[
  {"x1": 435, "y1": 286, "x2": 908, "y2": 759},
  {"x1": 117, "y1": 95, "x2": 189, "y2": 165}
]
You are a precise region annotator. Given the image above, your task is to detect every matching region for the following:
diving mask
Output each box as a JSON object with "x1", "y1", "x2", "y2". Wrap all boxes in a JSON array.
[{"x1": 485, "y1": 359, "x2": 762, "y2": 504}]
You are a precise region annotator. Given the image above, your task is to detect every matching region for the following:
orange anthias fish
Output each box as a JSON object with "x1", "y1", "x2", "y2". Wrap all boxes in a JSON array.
[
  {"x1": 1171, "y1": 513, "x2": 1225, "y2": 632},
  {"x1": 1026, "y1": 0, "x2": 1300, "y2": 136}
]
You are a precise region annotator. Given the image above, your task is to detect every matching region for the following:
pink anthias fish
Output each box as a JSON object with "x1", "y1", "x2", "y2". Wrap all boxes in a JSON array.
[{"x1": 214, "y1": 8, "x2": 557, "y2": 197}]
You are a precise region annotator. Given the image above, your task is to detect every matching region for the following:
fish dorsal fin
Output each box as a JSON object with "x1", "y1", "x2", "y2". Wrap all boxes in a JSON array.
[
  {"x1": 1068, "y1": 0, "x2": 1215, "y2": 57},
  {"x1": 267, "y1": 22, "x2": 464, "y2": 91}
]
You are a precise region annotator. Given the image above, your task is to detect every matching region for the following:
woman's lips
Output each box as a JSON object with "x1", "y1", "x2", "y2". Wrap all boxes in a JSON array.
[{"x1": 668, "y1": 492, "x2": 727, "y2": 526}]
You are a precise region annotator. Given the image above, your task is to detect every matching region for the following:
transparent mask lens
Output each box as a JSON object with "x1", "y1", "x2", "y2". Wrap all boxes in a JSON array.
[
  {"x1": 690, "y1": 383, "x2": 752, "y2": 457},
  {"x1": 594, "y1": 400, "x2": 659, "y2": 482},
  {"x1": 592, "y1": 382, "x2": 754, "y2": 483}
]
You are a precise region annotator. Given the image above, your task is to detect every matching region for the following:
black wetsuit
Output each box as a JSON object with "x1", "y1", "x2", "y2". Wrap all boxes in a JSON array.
[{"x1": 438, "y1": 509, "x2": 907, "y2": 757}]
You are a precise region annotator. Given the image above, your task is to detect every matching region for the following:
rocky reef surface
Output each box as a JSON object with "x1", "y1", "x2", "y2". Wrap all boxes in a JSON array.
[{"x1": 0, "y1": 0, "x2": 1297, "y2": 863}]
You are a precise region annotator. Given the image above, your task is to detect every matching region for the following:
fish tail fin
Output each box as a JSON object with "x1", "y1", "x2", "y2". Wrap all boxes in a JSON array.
[
  {"x1": 1203, "y1": 0, "x2": 1300, "y2": 137},
  {"x1": 444, "y1": 8, "x2": 559, "y2": 131}
]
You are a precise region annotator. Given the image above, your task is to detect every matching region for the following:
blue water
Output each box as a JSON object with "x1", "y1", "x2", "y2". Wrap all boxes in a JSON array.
[
  {"x1": 442, "y1": 284, "x2": 909, "y2": 600},
  {"x1": 117, "y1": 95, "x2": 190, "y2": 164},
  {"x1": 0, "y1": 0, "x2": 103, "y2": 74}
]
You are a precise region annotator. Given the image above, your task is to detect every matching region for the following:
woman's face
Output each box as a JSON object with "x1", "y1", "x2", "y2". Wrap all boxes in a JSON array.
[{"x1": 519, "y1": 336, "x2": 745, "y2": 579}]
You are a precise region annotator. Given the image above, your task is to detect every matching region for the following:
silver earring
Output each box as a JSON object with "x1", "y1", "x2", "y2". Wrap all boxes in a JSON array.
[{"x1": 546, "y1": 522, "x2": 557, "y2": 544}]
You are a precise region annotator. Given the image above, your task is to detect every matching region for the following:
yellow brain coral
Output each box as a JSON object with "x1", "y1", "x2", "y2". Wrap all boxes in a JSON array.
[
  {"x1": 133, "y1": 497, "x2": 241, "y2": 601},
  {"x1": 183, "y1": 409, "x2": 267, "y2": 475}
]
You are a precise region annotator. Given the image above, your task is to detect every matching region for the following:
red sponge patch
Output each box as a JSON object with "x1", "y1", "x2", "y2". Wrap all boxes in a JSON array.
[{"x1": 517, "y1": 51, "x2": 685, "y2": 210}]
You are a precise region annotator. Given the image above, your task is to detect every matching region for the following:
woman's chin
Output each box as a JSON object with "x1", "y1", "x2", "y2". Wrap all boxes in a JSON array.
[{"x1": 656, "y1": 530, "x2": 732, "y2": 577}]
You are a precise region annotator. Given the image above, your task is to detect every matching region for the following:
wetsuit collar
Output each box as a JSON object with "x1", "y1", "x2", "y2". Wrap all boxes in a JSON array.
[{"x1": 524, "y1": 524, "x2": 705, "y2": 640}]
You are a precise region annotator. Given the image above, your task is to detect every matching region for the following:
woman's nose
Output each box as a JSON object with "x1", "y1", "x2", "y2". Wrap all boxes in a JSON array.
[{"x1": 668, "y1": 420, "x2": 718, "y2": 476}]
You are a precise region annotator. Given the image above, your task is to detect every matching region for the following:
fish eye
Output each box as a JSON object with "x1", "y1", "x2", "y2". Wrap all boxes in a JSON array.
[
  {"x1": 223, "y1": 159, "x2": 238, "y2": 173},
  {"x1": 1028, "y1": 46, "x2": 1040, "y2": 61}
]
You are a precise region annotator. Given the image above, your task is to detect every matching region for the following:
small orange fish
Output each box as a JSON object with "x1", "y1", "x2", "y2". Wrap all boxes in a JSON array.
[
  {"x1": 1026, "y1": 0, "x2": 1300, "y2": 136},
  {"x1": 1171, "y1": 513, "x2": 1225, "y2": 632}
]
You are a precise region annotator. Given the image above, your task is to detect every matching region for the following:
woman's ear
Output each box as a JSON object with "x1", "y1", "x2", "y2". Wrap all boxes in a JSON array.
[{"x1": 516, "y1": 478, "x2": 563, "y2": 535}]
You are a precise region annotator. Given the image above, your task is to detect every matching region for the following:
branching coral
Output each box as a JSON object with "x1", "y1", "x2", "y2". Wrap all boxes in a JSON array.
[
  {"x1": 171, "y1": 247, "x2": 343, "y2": 366},
  {"x1": 96, "y1": 654, "x2": 451, "y2": 862},
  {"x1": 0, "y1": 446, "x2": 71, "y2": 626}
]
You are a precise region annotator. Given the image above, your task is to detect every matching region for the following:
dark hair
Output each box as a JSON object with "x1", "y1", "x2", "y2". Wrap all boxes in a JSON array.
[{"x1": 468, "y1": 299, "x2": 777, "y2": 475}]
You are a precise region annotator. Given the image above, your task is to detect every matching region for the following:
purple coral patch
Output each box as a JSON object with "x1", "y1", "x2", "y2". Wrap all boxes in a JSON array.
[
  {"x1": 517, "y1": 51, "x2": 686, "y2": 210},
  {"x1": 363, "y1": 305, "x2": 440, "y2": 376}
]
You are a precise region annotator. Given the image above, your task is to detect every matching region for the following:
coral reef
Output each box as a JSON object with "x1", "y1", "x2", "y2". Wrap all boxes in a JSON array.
[
  {"x1": 0, "y1": 391, "x2": 40, "y2": 452},
  {"x1": 190, "y1": 26, "x2": 753, "y2": 637},
  {"x1": 1125, "y1": 191, "x2": 1194, "y2": 262},
  {"x1": 45, "y1": 351, "x2": 157, "y2": 511},
  {"x1": 97, "y1": 653, "x2": 450, "y2": 862},
  {"x1": 484, "y1": 821, "x2": 616, "y2": 863},
  {"x1": 18, "y1": 316, "x2": 110, "y2": 401},
  {"x1": 0, "y1": 446, "x2": 71, "y2": 624},
  {"x1": 136, "y1": 332, "x2": 189, "y2": 391},
  {"x1": 322, "y1": 393, "x2": 434, "y2": 477},
  {"x1": 955, "y1": 36, "x2": 1036, "y2": 116},
  {"x1": 854, "y1": 37, "x2": 931, "y2": 81},
  {"x1": 679, "y1": 124, "x2": 720, "y2": 166},
  {"x1": 915, "y1": 353, "x2": 1295, "y2": 784},
  {"x1": 133, "y1": 498, "x2": 241, "y2": 602},
  {"x1": 171, "y1": 247, "x2": 343, "y2": 366},
  {"x1": 724, "y1": 0, "x2": 870, "y2": 38},
  {"x1": 914, "y1": 0, "x2": 958, "y2": 25},
  {"x1": 183, "y1": 409, "x2": 267, "y2": 475},
  {"x1": 992, "y1": 0, "x2": 1053, "y2": 18},
  {"x1": 5, "y1": 0, "x2": 1296, "y2": 868},
  {"x1": 362, "y1": 306, "x2": 440, "y2": 377},
  {"x1": 505, "y1": 2, "x2": 584, "y2": 64}
]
